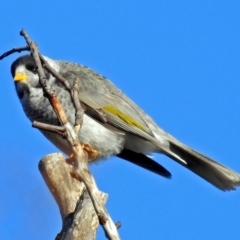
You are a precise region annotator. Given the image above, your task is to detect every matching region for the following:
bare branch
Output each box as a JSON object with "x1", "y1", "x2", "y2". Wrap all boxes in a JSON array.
[
  {"x1": 18, "y1": 29, "x2": 121, "y2": 239},
  {"x1": 32, "y1": 121, "x2": 67, "y2": 137},
  {"x1": 72, "y1": 77, "x2": 84, "y2": 132},
  {"x1": 39, "y1": 55, "x2": 85, "y2": 130},
  {"x1": 0, "y1": 46, "x2": 30, "y2": 60},
  {"x1": 39, "y1": 55, "x2": 71, "y2": 91},
  {"x1": 20, "y1": 30, "x2": 55, "y2": 96}
]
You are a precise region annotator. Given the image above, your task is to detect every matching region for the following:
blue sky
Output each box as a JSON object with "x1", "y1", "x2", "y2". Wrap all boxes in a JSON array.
[{"x1": 1, "y1": 1, "x2": 240, "y2": 240}]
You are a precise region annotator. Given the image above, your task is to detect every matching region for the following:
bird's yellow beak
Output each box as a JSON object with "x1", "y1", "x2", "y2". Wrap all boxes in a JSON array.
[{"x1": 14, "y1": 72, "x2": 27, "y2": 81}]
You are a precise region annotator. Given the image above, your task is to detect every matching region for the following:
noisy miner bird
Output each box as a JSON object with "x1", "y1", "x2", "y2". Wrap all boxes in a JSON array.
[{"x1": 11, "y1": 54, "x2": 240, "y2": 191}]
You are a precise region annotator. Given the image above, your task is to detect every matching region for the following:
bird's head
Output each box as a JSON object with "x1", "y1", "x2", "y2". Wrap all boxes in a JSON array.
[{"x1": 11, "y1": 54, "x2": 59, "y2": 99}]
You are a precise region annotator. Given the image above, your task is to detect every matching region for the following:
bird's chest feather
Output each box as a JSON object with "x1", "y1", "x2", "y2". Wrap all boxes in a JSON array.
[
  {"x1": 20, "y1": 86, "x2": 73, "y2": 125},
  {"x1": 20, "y1": 85, "x2": 125, "y2": 157},
  {"x1": 21, "y1": 88, "x2": 58, "y2": 124}
]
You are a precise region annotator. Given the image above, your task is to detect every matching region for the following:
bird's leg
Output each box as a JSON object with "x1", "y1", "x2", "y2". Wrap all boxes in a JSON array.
[
  {"x1": 66, "y1": 153, "x2": 75, "y2": 164},
  {"x1": 81, "y1": 143, "x2": 98, "y2": 161},
  {"x1": 66, "y1": 144, "x2": 98, "y2": 164}
]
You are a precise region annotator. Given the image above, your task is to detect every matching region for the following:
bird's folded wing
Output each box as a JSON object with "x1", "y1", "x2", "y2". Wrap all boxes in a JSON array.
[{"x1": 60, "y1": 68, "x2": 160, "y2": 142}]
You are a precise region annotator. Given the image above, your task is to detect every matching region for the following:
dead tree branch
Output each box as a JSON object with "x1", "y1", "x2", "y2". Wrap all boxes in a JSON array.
[
  {"x1": 0, "y1": 29, "x2": 121, "y2": 239},
  {"x1": 18, "y1": 29, "x2": 120, "y2": 240},
  {"x1": 39, "y1": 153, "x2": 106, "y2": 240},
  {"x1": 0, "y1": 46, "x2": 30, "y2": 60}
]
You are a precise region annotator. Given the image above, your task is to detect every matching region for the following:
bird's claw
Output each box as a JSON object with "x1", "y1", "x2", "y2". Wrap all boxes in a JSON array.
[{"x1": 81, "y1": 143, "x2": 98, "y2": 161}]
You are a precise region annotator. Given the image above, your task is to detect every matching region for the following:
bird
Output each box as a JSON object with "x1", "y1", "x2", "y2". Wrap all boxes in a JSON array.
[{"x1": 11, "y1": 54, "x2": 240, "y2": 191}]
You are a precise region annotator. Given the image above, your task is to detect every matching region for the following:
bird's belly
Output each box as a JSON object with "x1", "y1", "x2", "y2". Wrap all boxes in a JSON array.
[{"x1": 42, "y1": 115, "x2": 125, "y2": 159}]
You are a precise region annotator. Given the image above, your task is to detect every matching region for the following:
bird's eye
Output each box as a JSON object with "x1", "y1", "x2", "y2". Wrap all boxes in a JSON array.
[{"x1": 26, "y1": 64, "x2": 38, "y2": 74}]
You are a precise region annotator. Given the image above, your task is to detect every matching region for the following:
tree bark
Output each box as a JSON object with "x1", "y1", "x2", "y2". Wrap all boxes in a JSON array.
[{"x1": 39, "y1": 153, "x2": 107, "y2": 240}]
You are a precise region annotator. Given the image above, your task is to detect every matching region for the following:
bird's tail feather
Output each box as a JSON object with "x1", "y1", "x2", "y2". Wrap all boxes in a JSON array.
[
  {"x1": 118, "y1": 149, "x2": 172, "y2": 178},
  {"x1": 162, "y1": 139, "x2": 240, "y2": 191}
]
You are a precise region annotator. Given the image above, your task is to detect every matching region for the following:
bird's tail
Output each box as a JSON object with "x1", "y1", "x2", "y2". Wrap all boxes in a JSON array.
[{"x1": 161, "y1": 138, "x2": 240, "y2": 191}]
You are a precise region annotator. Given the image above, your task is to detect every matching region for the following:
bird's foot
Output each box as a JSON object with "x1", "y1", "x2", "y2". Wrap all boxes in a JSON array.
[
  {"x1": 81, "y1": 143, "x2": 98, "y2": 161},
  {"x1": 66, "y1": 153, "x2": 75, "y2": 164},
  {"x1": 66, "y1": 144, "x2": 98, "y2": 164}
]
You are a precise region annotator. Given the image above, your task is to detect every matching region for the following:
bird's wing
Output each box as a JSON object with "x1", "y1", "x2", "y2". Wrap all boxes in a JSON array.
[
  {"x1": 56, "y1": 62, "x2": 191, "y2": 163},
  {"x1": 55, "y1": 62, "x2": 179, "y2": 178},
  {"x1": 57, "y1": 61, "x2": 164, "y2": 143}
]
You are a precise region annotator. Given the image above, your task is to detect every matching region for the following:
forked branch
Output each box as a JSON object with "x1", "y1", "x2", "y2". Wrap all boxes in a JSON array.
[{"x1": 0, "y1": 29, "x2": 121, "y2": 240}]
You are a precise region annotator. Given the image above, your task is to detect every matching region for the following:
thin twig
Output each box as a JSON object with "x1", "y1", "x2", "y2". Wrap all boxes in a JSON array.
[
  {"x1": 39, "y1": 55, "x2": 85, "y2": 130},
  {"x1": 72, "y1": 77, "x2": 84, "y2": 132},
  {"x1": 32, "y1": 121, "x2": 67, "y2": 137},
  {"x1": 39, "y1": 55, "x2": 71, "y2": 90},
  {"x1": 0, "y1": 46, "x2": 30, "y2": 60}
]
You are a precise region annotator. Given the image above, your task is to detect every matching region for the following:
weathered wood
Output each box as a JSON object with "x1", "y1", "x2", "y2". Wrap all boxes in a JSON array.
[{"x1": 39, "y1": 153, "x2": 101, "y2": 240}]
